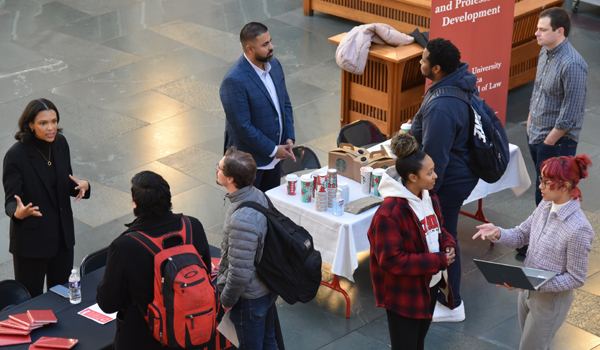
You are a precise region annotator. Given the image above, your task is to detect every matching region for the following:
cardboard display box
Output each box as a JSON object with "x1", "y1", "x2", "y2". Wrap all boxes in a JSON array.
[{"x1": 329, "y1": 144, "x2": 395, "y2": 182}]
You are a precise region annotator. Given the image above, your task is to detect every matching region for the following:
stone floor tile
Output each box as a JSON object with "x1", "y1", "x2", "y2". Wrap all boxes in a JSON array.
[
  {"x1": 71, "y1": 180, "x2": 132, "y2": 228},
  {"x1": 285, "y1": 75, "x2": 332, "y2": 110},
  {"x1": 51, "y1": 46, "x2": 224, "y2": 105},
  {"x1": 318, "y1": 331, "x2": 389, "y2": 350},
  {"x1": 0, "y1": 103, "x2": 22, "y2": 139},
  {"x1": 101, "y1": 90, "x2": 194, "y2": 124},
  {"x1": 100, "y1": 29, "x2": 189, "y2": 58},
  {"x1": 0, "y1": 1, "x2": 90, "y2": 41},
  {"x1": 0, "y1": 41, "x2": 49, "y2": 71},
  {"x1": 580, "y1": 271, "x2": 600, "y2": 296},
  {"x1": 150, "y1": 21, "x2": 241, "y2": 62},
  {"x1": 9, "y1": 92, "x2": 148, "y2": 143},
  {"x1": 171, "y1": 185, "x2": 229, "y2": 229},
  {"x1": 292, "y1": 94, "x2": 342, "y2": 145},
  {"x1": 567, "y1": 289, "x2": 600, "y2": 337},
  {"x1": 53, "y1": 2, "x2": 167, "y2": 44},
  {"x1": 290, "y1": 58, "x2": 343, "y2": 94},
  {"x1": 153, "y1": 77, "x2": 225, "y2": 119},
  {"x1": 17, "y1": 30, "x2": 142, "y2": 78},
  {"x1": 54, "y1": 0, "x2": 142, "y2": 16},
  {"x1": 159, "y1": 146, "x2": 225, "y2": 191},
  {"x1": 274, "y1": 7, "x2": 359, "y2": 41},
  {"x1": 101, "y1": 161, "x2": 203, "y2": 196}
]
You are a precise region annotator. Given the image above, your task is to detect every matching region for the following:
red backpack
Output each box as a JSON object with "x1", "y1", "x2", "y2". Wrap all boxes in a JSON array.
[{"x1": 127, "y1": 216, "x2": 217, "y2": 348}]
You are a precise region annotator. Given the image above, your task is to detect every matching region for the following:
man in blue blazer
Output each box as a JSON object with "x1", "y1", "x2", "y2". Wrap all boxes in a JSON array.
[{"x1": 220, "y1": 22, "x2": 296, "y2": 192}]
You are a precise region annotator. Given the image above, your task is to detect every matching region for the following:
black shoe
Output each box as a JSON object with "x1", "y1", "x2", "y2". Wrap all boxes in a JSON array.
[{"x1": 516, "y1": 245, "x2": 528, "y2": 256}]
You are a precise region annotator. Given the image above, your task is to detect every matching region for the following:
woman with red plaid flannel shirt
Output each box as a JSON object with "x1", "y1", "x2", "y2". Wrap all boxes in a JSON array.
[{"x1": 368, "y1": 133, "x2": 457, "y2": 350}]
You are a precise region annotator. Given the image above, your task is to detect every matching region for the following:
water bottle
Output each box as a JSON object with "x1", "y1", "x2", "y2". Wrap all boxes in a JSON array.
[
  {"x1": 332, "y1": 189, "x2": 345, "y2": 217},
  {"x1": 69, "y1": 268, "x2": 81, "y2": 304}
]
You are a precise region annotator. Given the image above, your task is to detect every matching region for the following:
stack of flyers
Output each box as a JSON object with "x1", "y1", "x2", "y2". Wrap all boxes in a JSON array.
[
  {"x1": 315, "y1": 185, "x2": 328, "y2": 212},
  {"x1": 29, "y1": 336, "x2": 78, "y2": 349}
]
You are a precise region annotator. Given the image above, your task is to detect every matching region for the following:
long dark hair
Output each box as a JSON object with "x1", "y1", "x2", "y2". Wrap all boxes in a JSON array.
[
  {"x1": 15, "y1": 99, "x2": 62, "y2": 143},
  {"x1": 391, "y1": 132, "x2": 428, "y2": 186}
]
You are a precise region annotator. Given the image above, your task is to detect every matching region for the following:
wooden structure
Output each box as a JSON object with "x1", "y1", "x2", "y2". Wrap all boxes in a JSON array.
[
  {"x1": 329, "y1": 34, "x2": 425, "y2": 138},
  {"x1": 306, "y1": 0, "x2": 564, "y2": 90}
]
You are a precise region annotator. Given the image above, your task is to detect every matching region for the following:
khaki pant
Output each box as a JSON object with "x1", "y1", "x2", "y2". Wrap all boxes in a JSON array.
[{"x1": 518, "y1": 289, "x2": 574, "y2": 350}]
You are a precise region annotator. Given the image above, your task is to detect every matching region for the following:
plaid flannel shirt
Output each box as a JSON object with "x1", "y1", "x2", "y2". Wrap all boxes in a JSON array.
[
  {"x1": 528, "y1": 39, "x2": 588, "y2": 144},
  {"x1": 367, "y1": 191, "x2": 456, "y2": 319},
  {"x1": 496, "y1": 199, "x2": 594, "y2": 292}
]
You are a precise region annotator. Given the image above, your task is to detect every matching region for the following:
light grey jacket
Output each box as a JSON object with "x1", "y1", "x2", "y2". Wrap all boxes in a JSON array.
[{"x1": 217, "y1": 186, "x2": 270, "y2": 308}]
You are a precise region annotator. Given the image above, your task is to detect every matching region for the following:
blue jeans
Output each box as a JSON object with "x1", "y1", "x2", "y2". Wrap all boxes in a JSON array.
[
  {"x1": 436, "y1": 179, "x2": 478, "y2": 308},
  {"x1": 528, "y1": 137, "x2": 577, "y2": 205},
  {"x1": 229, "y1": 293, "x2": 279, "y2": 350}
]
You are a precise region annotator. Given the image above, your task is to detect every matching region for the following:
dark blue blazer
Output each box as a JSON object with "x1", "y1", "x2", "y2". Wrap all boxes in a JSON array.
[{"x1": 220, "y1": 55, "x2": 295, "y2": 166}]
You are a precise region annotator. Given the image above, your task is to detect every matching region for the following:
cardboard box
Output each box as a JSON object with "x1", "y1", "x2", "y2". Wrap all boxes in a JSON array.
[
  {"x1": 328, "y1": 143, "x2": 369, "y2": 181},
  {"x1": 351, "y1": 150, "x2": 396, "y2": 182}
]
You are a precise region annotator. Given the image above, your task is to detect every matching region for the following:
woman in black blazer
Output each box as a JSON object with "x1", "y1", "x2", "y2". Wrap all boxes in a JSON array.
[{"x1": 3, "y1": 99, "x2": 90, "y2": 297}]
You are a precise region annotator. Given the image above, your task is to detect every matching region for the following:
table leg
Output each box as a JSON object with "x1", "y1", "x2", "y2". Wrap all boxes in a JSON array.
[
  {"x1": 320, "y1": 275, "x2": 351, "y2": 318},
  {"x1": 460, "y1": 199, "x2": 494, "y2": 246}
]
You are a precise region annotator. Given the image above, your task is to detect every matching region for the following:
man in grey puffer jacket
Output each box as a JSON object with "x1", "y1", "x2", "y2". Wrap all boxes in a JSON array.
[{"x1": 216, "y1": 147, "x2": 279, "y2": 350}]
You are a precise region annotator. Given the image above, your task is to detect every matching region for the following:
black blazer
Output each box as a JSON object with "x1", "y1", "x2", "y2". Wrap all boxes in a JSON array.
[{"x1": 2, "y1": 134, "x2": 90, "y2": 258}]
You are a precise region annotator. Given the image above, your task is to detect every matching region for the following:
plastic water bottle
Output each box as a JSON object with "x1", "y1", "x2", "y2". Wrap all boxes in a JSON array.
[
  {"x1": 69, "y1": 268, "x2": 81, "y2": 304},
  {"x1": 332, "y1": 189, "x2": 345, "y2": 217}
]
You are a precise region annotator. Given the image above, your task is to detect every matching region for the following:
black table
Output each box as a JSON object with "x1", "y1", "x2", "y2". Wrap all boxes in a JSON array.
[{"x1": 0, "y1": 268, "x2": 114, "y2": 350}]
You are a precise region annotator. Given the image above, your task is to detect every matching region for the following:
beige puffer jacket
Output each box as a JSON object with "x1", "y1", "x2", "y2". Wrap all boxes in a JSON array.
[{"x1": 335, "y1": 23, "x2": 414, "y2": 75}]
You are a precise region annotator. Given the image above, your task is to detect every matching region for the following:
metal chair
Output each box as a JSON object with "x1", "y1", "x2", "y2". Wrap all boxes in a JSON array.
[
  {"x1": 337, "y1": 120, "x2": 386, "y2": 148},
  {"x1": 0, "y1": 280, "x2": 31, "y2": 312},
  {"x1": 280, "y1": 146, "x2": 322, "y2": 176},
  {"x1": 80, "y1": 247, "x2": 109, "y2": 276}
]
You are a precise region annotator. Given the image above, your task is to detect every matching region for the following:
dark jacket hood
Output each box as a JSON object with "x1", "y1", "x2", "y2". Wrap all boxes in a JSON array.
[{"x1": 432, "y1": 62, "x2": 477, "y2": 93}]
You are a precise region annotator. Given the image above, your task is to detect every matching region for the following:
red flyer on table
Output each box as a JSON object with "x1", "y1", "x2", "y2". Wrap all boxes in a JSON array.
[
  {"x1": 0, "y1": 333, "x2": 31, "y2": 346},
  {"x1": 31, "y1": 336, "x2": 78, "y2": 349},
  {"x1": 0, "y1": 319, "x2": 41, "y2": 331},
  {"x1": 27, "y1": 310, "x2": 57, "y2": 325},
  {"x1": 77, "y1": 304, "x2": 116, "y2": 325},
  {"x1": 0, "y1": 325, "x2": 30, "y2": 336},
  {"x1": 8, "y1": 313, "x2": 32, "y2": 327}
]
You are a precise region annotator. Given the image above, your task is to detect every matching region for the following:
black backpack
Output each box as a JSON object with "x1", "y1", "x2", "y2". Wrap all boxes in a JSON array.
[
  {"x1": 417, "y1": 87, "x2": 510, "y2": 183},
  {"x1": 234, "y1": 195, "x2": 322, "y2": 304}
]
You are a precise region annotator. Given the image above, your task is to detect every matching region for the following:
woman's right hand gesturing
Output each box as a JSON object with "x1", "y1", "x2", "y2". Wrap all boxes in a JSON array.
[
  {"x1": 13, "y1": 195, "x2": 42, "y2": 220},
  {"x1": 472, "y1": 223, "x2": 500, "y2": 241}
]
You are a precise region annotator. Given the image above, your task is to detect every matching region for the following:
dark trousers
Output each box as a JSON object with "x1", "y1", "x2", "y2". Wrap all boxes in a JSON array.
[
  {"x1": 230, "y1": 293, "x2": 279, "y2": 350},
  {"x1": 254, "y1": 162, "x2": 282, "y2": 193},
  {"x1": 13, "y1": 245, "x2": 74, "y2": 297},
  {"x1": 386, "y1": 285, "x2": 439, "y2": 350},
  {"x1": 528, "y1": 137, "x2": 577, "y2": 205},
  {"x1": 435, "y1": 179, "x2": 478, "y2": 307}
]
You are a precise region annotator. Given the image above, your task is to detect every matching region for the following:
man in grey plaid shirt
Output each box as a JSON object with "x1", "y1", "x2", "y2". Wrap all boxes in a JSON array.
[{"x1": 527, "y1": 8, "x2": 588, "y2": 207}]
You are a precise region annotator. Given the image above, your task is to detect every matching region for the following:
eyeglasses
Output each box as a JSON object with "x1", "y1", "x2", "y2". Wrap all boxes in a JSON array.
[
  {"x1": 215, "y1": 163, "x2": 222, "y2": 173},
  {"x1": 538, "y1": 176, "x2": 556, "y2": 189}
]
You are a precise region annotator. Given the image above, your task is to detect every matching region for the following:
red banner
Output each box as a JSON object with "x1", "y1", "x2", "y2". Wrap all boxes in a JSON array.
[{"x1": 430, "y1": 0, "x2": 515, "y2": 124}]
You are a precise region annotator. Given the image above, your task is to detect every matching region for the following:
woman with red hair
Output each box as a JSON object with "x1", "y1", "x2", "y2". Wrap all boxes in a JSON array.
[{"x1": 473, "y1": 155, "x2": 594, "y2": 350}]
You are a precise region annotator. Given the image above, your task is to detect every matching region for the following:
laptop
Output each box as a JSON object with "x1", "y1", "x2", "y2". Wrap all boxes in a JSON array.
[{"x1": 473, "y1": 259, "x2": 557, "y2": 290}]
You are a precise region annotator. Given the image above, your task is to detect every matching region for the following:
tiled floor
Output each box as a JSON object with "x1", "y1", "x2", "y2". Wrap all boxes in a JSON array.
[{"x1": 0, "y1": 0, "x2": 599, "y2": 349}]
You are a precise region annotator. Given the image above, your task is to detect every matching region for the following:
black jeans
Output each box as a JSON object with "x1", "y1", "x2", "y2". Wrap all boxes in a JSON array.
[
  {"x1": 528, "y1": 137, "x2": 577, "y2": 205},
  {"x1": 436, "y1": 178, "x2": 478, "y2": 308},
  {"x1": 254, "y1": 162, "x2": 282, "y2": 193},
  {"x1": 386, "y1": 285, "x2": 439, "y2": 350},
  {"x1": 13, "y1": 245, "x2": 74, "y2": 297}
]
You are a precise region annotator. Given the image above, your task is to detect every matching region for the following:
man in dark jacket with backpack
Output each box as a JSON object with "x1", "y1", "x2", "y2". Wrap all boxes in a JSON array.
[
  {"x1": 216, "y1": 147, "x2": 280, "y2": 350},
  {"x1": 411, "y1": 38, "x2": 479, "y2": 323},
  {"x1": 97, "y1": 171, "x2": 211, "y2": 350}
]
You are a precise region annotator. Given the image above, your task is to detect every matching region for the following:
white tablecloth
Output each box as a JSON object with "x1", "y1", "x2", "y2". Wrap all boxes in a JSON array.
[{"x1": 267, "y1": 143, "x2": 530, "y2": 282}]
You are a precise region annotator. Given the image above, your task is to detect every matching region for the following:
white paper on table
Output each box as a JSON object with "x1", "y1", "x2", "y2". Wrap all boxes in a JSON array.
[
  {"x1": 216, "y1": 311, "x2": 239, "y2": 347},
  {"x1": 78, "y1": 303, "x2": 117, "y2": 325}
]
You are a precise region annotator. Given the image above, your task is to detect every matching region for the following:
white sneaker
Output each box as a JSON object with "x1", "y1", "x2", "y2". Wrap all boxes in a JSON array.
[{"x1": 432, "y1": 301, "x2": 465, "y2": 322}]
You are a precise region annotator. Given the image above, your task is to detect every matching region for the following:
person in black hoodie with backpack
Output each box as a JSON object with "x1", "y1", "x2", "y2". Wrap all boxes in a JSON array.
[
  {"x1": 97, "y1": 171, "x2": 211, "y2": 350},
  {"x1": 410, "y1": 38, "x2": 479, "y2": 322}
]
